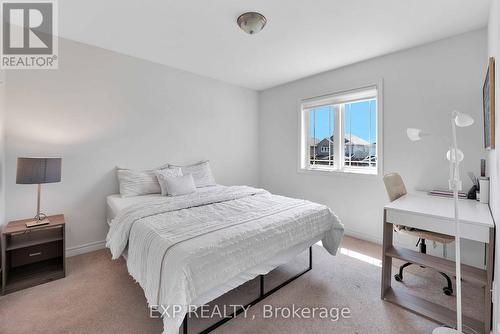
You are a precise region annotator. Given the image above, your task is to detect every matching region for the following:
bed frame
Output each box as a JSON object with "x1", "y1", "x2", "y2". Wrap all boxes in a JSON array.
[{"x1": 181, "y1": 246, "x2": 313, "y2": 334}]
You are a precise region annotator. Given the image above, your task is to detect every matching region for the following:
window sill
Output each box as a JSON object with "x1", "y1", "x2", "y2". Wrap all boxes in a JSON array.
[{"x1": 298, "y1": 167, "x2": 379, "y2": 178}]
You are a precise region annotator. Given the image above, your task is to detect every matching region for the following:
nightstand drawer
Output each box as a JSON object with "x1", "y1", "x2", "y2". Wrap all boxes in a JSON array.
[{"x1": 10, "y1": 240, "x2": 63, "y2": 267}]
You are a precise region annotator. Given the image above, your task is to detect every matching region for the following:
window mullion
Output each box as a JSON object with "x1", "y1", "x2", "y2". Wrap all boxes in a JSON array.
[
  {"x1": 313, "y1": 109, "x2": 316, "y2": 167},
  {"x1": 328, "y1": 106, "x2": 332, "y2": 167},
  {"x1": 340, "y1": 105, "x2": 345, "y2": 171},
  {"x1": 303, "y1": 109, "x2": 310, "y2": 169},
  {"x1": 368, "y1": 100, "x2": 372, "y2": 168},
  {"x1": 334, "y1": 105, "x2": 342, "y2": 170}
]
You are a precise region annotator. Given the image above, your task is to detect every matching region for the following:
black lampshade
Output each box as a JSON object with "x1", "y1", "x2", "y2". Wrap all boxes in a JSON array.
[{"x1": 16, "y1": 157, "x2": 62, "y2": 184}]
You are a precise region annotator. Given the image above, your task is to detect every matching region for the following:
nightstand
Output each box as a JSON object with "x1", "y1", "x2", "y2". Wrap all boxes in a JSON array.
[{"x1": 1, "y1": 214, "x2": 66, "y2": 295}]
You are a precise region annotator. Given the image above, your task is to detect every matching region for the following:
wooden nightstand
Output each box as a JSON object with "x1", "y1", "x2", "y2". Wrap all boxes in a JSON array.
[{"x1": 1, "y1": 214, "x2": 66, "y2": 295}]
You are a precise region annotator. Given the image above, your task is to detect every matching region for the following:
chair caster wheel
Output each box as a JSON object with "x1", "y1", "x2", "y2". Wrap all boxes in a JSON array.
[
  {"x1": 443, "y1": 287, "x2": 453, "y2": 296},
  {"x1": 394, "y1": 274, "x2": 403, "y2": 282}
]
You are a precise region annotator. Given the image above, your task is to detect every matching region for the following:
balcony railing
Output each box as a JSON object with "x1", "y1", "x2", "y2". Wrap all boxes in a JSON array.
[{"x1": 309, "y1": 156, "x2": 377, "y2": 168}]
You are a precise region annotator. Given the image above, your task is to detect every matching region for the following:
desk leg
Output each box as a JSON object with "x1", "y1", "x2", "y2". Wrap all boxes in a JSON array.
[
  {"x1": 484, "y1": 227, "x2": 494, "y2": 334},
  {"x1": 381, "y1": 209, "x2": 393, "y2": 299}
]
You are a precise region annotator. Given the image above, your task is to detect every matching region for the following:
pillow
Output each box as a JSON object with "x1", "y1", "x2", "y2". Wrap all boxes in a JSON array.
[
  {"x1": 116, "y1": 166, "x2": 167, "y2": 197},
  {"x1": 169, "y1": 160, "x2": 216, "y2": 188},
  {"x1": 164, "y1": 174, "x2": 197, "y2": 196},
  {"x1": 154, "y1": 167, "x2": 183, "y2": 195}
]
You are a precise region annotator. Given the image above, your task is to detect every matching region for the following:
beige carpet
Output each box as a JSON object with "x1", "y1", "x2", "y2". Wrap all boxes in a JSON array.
[{"x1": 0, "y1": 236, "x2": 484, "y2": 334}]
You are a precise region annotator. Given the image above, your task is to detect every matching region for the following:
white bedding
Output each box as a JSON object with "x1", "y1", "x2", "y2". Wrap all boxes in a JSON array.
[{"x1": 106, "y1": 185, "x2": 344, "y2": 334}]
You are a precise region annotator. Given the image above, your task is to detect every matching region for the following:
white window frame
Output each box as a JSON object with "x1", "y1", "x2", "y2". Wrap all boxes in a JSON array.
[{"x1": 298, "y1": 82, "x2": 384, "y2": 176}]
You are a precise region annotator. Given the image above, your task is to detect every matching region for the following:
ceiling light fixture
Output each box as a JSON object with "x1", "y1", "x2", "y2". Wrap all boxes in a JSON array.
[{"x1": 237, "y1": 12, "x2": 267, "y2": 35}]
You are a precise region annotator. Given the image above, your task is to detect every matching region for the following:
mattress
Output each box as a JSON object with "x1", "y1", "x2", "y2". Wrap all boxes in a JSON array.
[
  {"x1": 106, "y1": 194, "x2": 164, "y2": 223},
  {"x1": 106, "y1": 186, "x2": 226, "y2": 223}
]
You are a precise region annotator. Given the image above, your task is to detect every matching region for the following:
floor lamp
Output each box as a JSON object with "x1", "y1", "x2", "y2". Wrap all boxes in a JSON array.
[{"x1": 407, "y1": 110, "x2": 474, "y2": 334}]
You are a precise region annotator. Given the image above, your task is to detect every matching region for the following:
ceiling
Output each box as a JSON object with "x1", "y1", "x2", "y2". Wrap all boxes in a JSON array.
[{"x1": 59, "y1": 0, "x2": 491, "y2": 91}]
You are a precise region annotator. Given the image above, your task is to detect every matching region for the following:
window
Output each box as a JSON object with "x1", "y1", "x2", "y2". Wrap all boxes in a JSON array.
[{"x1": 299, "y1": 86, "x2": 380, "y2": 175}]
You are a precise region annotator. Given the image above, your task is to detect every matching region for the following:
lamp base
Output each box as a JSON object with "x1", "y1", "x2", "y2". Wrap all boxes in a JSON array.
[
  {"x1": 26, "y1": 217, "x2": 50, "y2": 228},
  {"x1": 432, "y1": 327, "x2": 462, "y2": 334}
]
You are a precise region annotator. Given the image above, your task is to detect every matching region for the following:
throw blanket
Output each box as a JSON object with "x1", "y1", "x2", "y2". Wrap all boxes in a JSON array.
[{"x1": 106, "y1": 186, "x2": 344, "y2": 334}]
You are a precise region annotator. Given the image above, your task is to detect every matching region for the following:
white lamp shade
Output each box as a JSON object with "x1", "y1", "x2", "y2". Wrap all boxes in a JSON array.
[
  {"x1": 446, "y1": 148, "x2": 464, "y2": 162},
  {"x1": 406, "y1": 128, "x2": 422, "y2": 141},
  {"x1": 453, "y1": 111, "x2": 474, "y2": 127}
]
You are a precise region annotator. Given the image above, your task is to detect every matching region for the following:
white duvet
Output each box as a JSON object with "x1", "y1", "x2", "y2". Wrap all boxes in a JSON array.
[{"x1": 106, "y1": 185, "x2": 344, "y2": 334}]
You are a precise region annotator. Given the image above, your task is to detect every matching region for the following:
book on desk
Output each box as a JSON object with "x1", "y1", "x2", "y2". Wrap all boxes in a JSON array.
[{"x1": 428, "y1": 189, "x2": 467, "y2": 199}]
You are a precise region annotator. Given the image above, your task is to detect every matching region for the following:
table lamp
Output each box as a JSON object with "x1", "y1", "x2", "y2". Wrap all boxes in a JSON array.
[
  {"x1": 407, "y1": 111, "x2": 474, "y2": 334},
  {"x1": 16, "y1": 157, "x2": 62, "y2": 228}
]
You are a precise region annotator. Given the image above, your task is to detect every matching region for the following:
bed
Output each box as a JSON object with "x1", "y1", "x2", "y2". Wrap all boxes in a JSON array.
[{"x1": 106, "y1": 185, "x2": 344, "y2": 334}]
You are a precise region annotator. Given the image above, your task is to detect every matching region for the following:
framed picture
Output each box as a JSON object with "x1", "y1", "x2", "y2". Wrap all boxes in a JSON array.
[{"x1": 483, "y1": 57, "x2": 495, "y2": 149}]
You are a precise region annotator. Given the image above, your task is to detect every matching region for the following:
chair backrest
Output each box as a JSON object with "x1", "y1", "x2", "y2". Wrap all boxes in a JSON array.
[{"x1": 383, "y1": 172, "x2": 407, "y2": 202}]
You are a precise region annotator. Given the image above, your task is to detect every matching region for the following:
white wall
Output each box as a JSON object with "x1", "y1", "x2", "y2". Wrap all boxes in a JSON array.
[
  {"x1": 4, "y1": 38, "x2": 259, "y2": 253},
  {"x1": 0, "y1": 70, "x2": 5, "y2": 226},
  {"x1": 487, "y1": 0, "x2": 500, "y2": 332},
  {"x1": 259, "y1": 29, "x2": 487, "y2": 266}
]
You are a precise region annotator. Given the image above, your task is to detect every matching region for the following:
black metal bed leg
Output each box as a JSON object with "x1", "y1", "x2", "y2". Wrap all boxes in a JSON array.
[
  {"x1": 182, "y1": 315, "x2": 188, "y2": 334},
  {"x1": 309, "y1": 246, "x2": 313, "y2": 270}
]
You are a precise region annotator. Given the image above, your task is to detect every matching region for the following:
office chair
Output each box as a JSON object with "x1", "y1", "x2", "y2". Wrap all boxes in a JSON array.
[{"x1": 383, "y1": 172, "x2": 454, "y2": 296}]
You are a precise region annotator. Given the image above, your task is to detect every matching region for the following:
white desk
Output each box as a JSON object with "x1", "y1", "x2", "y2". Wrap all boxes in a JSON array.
[{"x1": 381, "y1": 192, "x2": 494, "y2": 334}]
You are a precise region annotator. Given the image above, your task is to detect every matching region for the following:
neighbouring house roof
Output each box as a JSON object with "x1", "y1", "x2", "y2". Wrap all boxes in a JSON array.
[
  {"x1": 344, "y1": 133, "x2": 369, "y2": 145},
  {"x1": 311, "y1": 133, "x2": 370, "y2": 146},
  {"x1": 308, "y1": 137, "x2": 320, "y2": 147},
  {"x1": 317, "y1": 137, "x2": 334, "y2": 146}
]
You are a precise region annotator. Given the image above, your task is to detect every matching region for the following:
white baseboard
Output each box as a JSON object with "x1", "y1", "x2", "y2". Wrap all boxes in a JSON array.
[
  {"x1": 66, "y1": 240, "x2": 106, "y2": 257},
  {"x1": 344, "y1": 228, "x2": 382, "y2": 245}
]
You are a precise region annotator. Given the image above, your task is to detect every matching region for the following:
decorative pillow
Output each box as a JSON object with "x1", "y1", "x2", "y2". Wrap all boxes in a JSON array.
[
  {"x1": 116, "y1": 165, "x2": 167, "y2": 197},
  {"x1": 169, "y1": 160, "x2": 216, "y2": 188},
  {"x1": 164, "y1": 174, "x2": 197, "y2": 196},
  {"x1": 154, "y1": 167, "x2": 183, "y2": 195}
]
